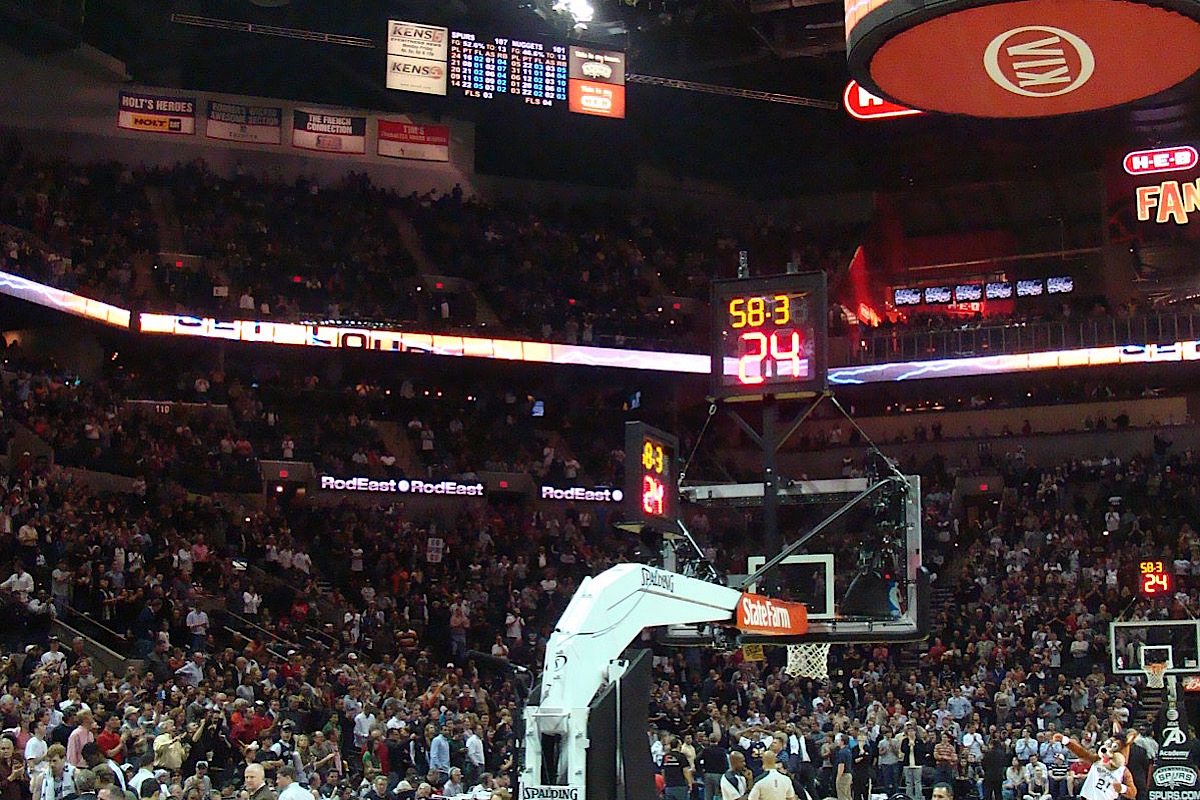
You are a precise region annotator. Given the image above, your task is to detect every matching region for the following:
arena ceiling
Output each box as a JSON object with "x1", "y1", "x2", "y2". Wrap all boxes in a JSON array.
[{"x1": 5, "y1": 0, "x2": 1200, "y2": 193}]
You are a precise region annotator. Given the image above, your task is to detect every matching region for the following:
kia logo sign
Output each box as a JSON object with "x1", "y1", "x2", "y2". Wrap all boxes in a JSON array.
[
  {"x1": 1125, "y1": 146, "x2": 1199, "y2": 176},
  {"x1": 983, "y1": 26, "x2": 1095, "y2": 98},
  {"x1": 843, "y1": 81, "x2": 922, "y2": 120}
]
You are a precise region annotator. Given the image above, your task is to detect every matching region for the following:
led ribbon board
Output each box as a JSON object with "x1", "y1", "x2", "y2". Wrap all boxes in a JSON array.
[{"x1": 2, "y1": 272, "x2": 1199, "y2": 385}]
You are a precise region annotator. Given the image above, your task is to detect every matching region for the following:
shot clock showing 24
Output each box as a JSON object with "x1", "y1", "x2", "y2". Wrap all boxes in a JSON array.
[
  {"x1": 622, "y1": 421, "x2": 679, "y2": 533},
  {"x1": 1139, "y1": 559, "x2": 1173, "y2": 596},
  {"x1": 711, "y1": 272, "x2": 828, "y2": 402}
]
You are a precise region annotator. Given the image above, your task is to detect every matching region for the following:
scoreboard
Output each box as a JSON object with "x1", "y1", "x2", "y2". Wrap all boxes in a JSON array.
[
  {"x1": 1139, "y1": 560, "x2": 1173, "y2": 596},
  {"x1": 622, "y1": 422, "x2": 679, "y2": 534},
  {"x1": 449, "y1": 32, "x2": 567, "y2": 105},
  {"x1": 711, "y1": 272, "x2": 828, "y2": 402},
  {"x1": 387, "y1": 20, "x2": 625, "y2": 119}
]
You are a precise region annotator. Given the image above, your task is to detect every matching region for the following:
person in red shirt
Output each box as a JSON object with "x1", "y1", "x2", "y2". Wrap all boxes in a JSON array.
[{"x1": 94, "y1": 715, "x2": 124, "y2": 763}]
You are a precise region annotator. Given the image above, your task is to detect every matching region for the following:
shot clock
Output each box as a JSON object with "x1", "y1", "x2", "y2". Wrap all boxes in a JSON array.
[
  {"x1": 1139, "y1": 560, "x2": 1173, "y2": 596},
  {"x1": 711, "y1": 272, "x2": 828, "y2": 402},
  {"x1": 622, "y1": 421, "x2": 679, "y2": 533}
]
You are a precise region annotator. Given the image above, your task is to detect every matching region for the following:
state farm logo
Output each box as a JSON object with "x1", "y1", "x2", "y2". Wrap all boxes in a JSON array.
[
  {"x1": 736, "y1": 593, "x2": 807, "y2": 635},
  {"x1": 983, "y1": 26, "x2": 1095, "y2": 97}
]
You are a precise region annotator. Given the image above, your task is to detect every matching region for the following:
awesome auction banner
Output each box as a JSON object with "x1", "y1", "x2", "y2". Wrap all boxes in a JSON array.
[
  {"x1": 291, "y1": 109, "x2": 367, "y2": 154},
  {"x1": 117, "y1": 91, "x2": 196, "y2": 135},
  {"x1": 206, "y1": 101, "x2": 282, "y2": 144}
]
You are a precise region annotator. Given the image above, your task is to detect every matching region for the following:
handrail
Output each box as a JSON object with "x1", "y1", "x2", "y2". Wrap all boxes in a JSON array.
[
  {"x1": 60, "y1": 605, "x2": 131, "y2": 647},
  {"x1": 220, "y1": 626, "x2": 290, "y2": 662},
  {"x1": 243, "y1": 562, "x2": 341, "y2": 626},
  {"x1": 51, "y1": 618, "x2": 129, "y2": 664},
  {"x1": 220, "y1": 609, "x2": 301, "y2": 649},
  {"x1": 852, "y1": 310, "x2": 1200, "y2": 365}
]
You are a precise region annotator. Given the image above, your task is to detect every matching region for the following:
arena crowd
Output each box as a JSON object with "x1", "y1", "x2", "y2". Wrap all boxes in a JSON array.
[{"x1": 1, "y1": 144, "x2": 1196, "y2": 800}]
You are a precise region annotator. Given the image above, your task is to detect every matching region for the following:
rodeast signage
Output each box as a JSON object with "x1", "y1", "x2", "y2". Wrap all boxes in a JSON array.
[
  {"x1": 318, "y1": 475, "x2": 484, "y2": 496},
  {"x1": 539, "y1": 486, "x2": 623, "y2": 503}
]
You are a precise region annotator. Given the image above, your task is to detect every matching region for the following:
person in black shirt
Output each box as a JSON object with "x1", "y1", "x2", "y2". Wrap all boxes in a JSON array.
[
  {"x1": 699, "y1": 733, "x2": 729, "y2": 800},
  {"x1": 385, "y1": 728, "x2": 410, "y2": 790},
  {"x1": 851, "y1": 732, "x2": 874, "y2": 800},
  {"x1": 364, "y1": 775, "x2": 390, "y2": 800},
  {"x1": 981, "y1": 740, "x2": 1011, "y2": 800},
  {"x1": 663, "y1": 737, "x2": 694, "y2": 800},
  {"x1": 51, "y1": 709, "x2": 76, "y2": 749}
]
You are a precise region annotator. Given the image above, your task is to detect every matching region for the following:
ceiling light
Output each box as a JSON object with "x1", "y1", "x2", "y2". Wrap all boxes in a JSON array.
[{"x1": 553, "y1": 0, "x2": 594, "y2": 23}]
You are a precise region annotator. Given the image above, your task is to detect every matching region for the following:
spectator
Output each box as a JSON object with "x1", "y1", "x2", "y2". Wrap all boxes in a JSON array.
[
  {"x1": 662, "y1": 738, "x2": 691, "y2": 800},
  {"x1": 275, "y1": 766, "x2": 308, "y2": 800},
  {"x1": 34, "y1": 745, "x2": 75, "y2": 800},
  {"x1": 1023, "y1": 755, "x2": 1050, "y2": 800},
  {"x1": 66, "y1": 712, "x2": 96, "y2": 769},
  {"x1": 244, "y1": 764, "x2": 275, "y2": 800}
]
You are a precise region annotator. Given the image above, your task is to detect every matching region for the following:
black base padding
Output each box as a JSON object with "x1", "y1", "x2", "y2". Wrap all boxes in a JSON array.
[{"x1": 587, "y1": 648, "x2": 656, "y2": 800}]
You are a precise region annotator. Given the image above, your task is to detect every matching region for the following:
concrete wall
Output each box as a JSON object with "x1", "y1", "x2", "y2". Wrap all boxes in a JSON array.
[
  {"x1": 0, "y1": 45, "x2": 473, "y2": 196},
  {"x1": 762, "y1": 424, "x2": 1200, "y2": 479}
]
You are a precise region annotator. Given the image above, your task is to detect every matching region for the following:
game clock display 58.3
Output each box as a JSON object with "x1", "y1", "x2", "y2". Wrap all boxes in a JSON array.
[
  {"x1": 1140, "y1": 560, "x2": 1172, "y2": 596},
  {"x1": 711, "y1": 273, "x2": 828, "y2": 402}
]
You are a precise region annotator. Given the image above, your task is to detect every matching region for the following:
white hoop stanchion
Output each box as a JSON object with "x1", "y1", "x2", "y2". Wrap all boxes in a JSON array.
[{"x1": 786, "y1": 642, "x2": 831, "y2": 680}]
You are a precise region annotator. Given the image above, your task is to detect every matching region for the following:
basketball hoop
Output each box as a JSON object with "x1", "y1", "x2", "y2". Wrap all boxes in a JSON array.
[
  {"x1": 786, "y1": 642, "x2": 831, "y2": 681},
  {"x1": 1145, "y1": 662, "x2": 1168, "y2": 689}
]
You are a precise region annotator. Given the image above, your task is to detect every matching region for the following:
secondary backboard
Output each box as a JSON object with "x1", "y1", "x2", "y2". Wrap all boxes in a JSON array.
[
  {"x1": 683, "y1": 475, "x2": 928, "y2": 644},
  {"x1": 1111, "y1": 619, "x2": 1200, "y2": 675},
  {"x1": 744, "y1": 554, "x2": 835, "y2": 618}
]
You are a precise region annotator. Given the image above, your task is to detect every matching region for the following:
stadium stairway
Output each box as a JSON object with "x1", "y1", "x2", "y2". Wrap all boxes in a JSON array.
[
  {"x1": 896, "y1": 586, "x2": 956, "y2": 671},
  {"x1": 141, "y1": 185, "x2": 183, "y2": 304},
  {"x1": 375, "y1": 420, "x2": 422, "y2": 476},
  {"x1": 54, "y1": 607, "x2": 143, "y2": 677},
  {"x1": 388, "y1": 208, "x2": 503, "y2": 328},
  {"x1": 145, "y1": 185, "x2": 184, "y2": 251},
  {"x1": 1131, "y1": 683, "x2": 1166, "y2": 731}
]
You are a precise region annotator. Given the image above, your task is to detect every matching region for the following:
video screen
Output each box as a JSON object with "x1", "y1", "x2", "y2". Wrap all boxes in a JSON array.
[
  {"x1": 1017, "y1": 279, "x2": 1044, "y2": 297},
  {"x1": 923, "y1": 286, "x2": 953, "y2": 304},
  {"x1": 986, "y1": 282, "x2": 1013, "y2": 299},
  {"x1": 1047, "y1": 276, "x2": 1074, "y2": 294},
  {"x1": 955, "y1": 284, "x2": 982, "y2": 302},
  {"x1": 893, "y1": 287, "x2": 922, "y2": 306}
]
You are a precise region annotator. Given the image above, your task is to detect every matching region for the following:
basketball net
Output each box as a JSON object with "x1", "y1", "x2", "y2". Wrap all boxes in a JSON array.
[
  {"x1": 1145, "y1": 662, "x2": 1168, "y2": 689},
  {"x1": 786, "y1": 642, "x2": 831, "y2": 681}
]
